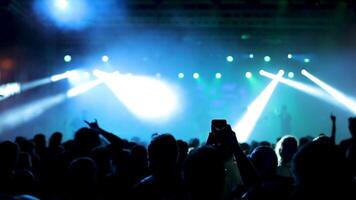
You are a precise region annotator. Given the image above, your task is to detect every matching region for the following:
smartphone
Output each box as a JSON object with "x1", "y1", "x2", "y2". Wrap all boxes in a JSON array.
[{"x1": 211, "y1": 119, "x2": 227, "y2": 132}]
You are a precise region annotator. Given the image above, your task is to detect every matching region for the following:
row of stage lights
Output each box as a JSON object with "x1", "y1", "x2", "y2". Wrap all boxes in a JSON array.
[
  {"x1": 176, "y1": 71, "x2": 295, "y2": 80},
  {"x1": 63, "y1": 54, "x2": 311, "y2": 64},
  {"x1": 226, "y1": 54, "x2": 310, "y2": 63}
]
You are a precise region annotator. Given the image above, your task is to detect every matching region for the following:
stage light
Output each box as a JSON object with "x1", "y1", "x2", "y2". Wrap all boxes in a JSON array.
[
  {"x1": 215, "y1": 73, "x2": 222, "y2": 79},
  {"x1": 0, "y1": 83, "x2": 21, "y2": 99},
  {"x1": 226, "y1": 56, "x2": 234, "y2": 62},
  {"x1": 155, "y1": 73, "x2": 161, "y2": 78},
  {"x1": 288, "y1": 72, "x2": 295, "y2": 78},
  {"x1": 304, "y1": 58, "x2": 310, "y2": 63},
  {"x1": 288, "y1": 54, "x2": 293, "y2": 59},
  {"x1": 301, "y1": 69, "x2": 356, "y2": 114},
  {"x1": 245, "y1": 72, "x2": 252, "y2": 79},
  {"x1": 83, "y1": 72, "x2": 91, "y2": 79},
  {"x1": 55, "y1": 0, "x2": 69, "y2": 10},
  {"x1": 264, "y1": 56, "x2": 271, "y2": 62},
  {"x1": 178, "y1": 73, "x2": 184, "y2": 79},
  {"x1": 94, "y1": 70, "x2": 178, "y2": 120},
  {"x1": 249, "y1": 54, "x2": 254, "y2": 59},
  {"x1": 0, "y1": 79, "x2": 103, "y2": 133},
  {"x1": 193, "y1": 73, "x2": 200, "y2": 79},
  {"x1": 67, "y1": 79, "x2": 103, "y2": 97},
  {"x1": 67, "y1": 70, "x2": 82, "y2": 83},
  {"x1": 234, "y1": 70, "x2": 284, "y2": 142},
  {"x1": 64, "y1": 55, "x2": 72, "y2": 62},
  {"x1": 102, "y1": 55, "x2": 109, "y2": 63},
  {"x1": 0, "y1": 94, "x2": 66, "y2": 133}
]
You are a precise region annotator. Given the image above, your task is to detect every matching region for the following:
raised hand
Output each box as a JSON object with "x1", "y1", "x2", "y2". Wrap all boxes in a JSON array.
[
  {"x1": 330, "y1": 113, "x2": 336, "y2": 122},
  {"x1": 84, "y1": 119, "x2": 100, "y2": 130}
]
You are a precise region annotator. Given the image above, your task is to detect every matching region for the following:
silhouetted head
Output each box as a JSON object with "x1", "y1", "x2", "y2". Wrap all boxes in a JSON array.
[
  {"x1": 249, "y1": 146, "x2": 278, "y2": 178},
  {"x1": 131, "y1": 145, "x2": 148, "y2": 165},
  {"x1": 177, "y1": 140, "x2": 188, "y2": 165},
  {"x1": 91, "y1": 146, "x2": 112, "y2": 177},
  {"x1": 73, "y1": 128, "x2": 100, "y2": 156},
  {"x1": 0, "y1": 141, "x2": 19, "y2": 173},
  {"x1": 148, "y1": 134, "x2": 178, "y2": 174},
  {"x1": 239, "y1": 142, "x2": 251, "y2": 154},
  {"x1": 49, "y1": 132, "x2": 63, "y2": 148},
  {"x1": 299, "y1": 136, "x2": 313, "y2": 148},
  {"x1": 33, "y1": 134, "x2": 46, "y2": 149},
  {"x1": 275, "y1": 135, "x2": 298, "y2": 165},
  {"x1": 349, "y1": 117, "x2": 356, "y2": 138},
  {"x1": 292, "y1": 140, "x2": 352, "y2": 190},
  {"x1": 183, "y1": 146, "x2": 225, "y2": 200},
  {"x1": 189, "y1": 138, "x2": 200, "y2": 148},
  {"x1": 68, "y1": 157, "x2": 97, "y2": 186}
]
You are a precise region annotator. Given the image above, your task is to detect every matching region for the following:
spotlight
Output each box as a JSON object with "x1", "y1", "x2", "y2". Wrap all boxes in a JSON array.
[
  {"x1": 55, "y1": 0, "x2": 69, "y2": 10},
  {"x1": 67, "y1": 79, "x2": 103, "y2": 97},
  {"x1": 0, "y1": 83, "x2": 21, "y2": 99},
  {"x1": 234, "y1": 70, "x2": 284, "y2": 142},
  {"x1": 215, "y1": 73, "x2": 222, "y2": 79},
  {"x1": 102, "y1": 55, "x2": 109, "y2": 63},
  {"x1": 301, "y1": 69, "x2": 356, "y2": 114},
  {"x1": 304, "y1": 58, "x2": 310, "y2": 63},
  {"x1": 260, "y1": 70, "x2": 342, "y2": 109},
  {"x1": 264, "y1": 56, "x2": 271, "y2": 62},
  {"x1": 226, "y1": 56, "x2": 234, "y2": 62},
  {"x1": 288, "y1": 54, "x2": 293, "y2": 59},
  {"x1": 67, "y1": 70, "x2": 82, "y2": 83},
  {"x1": 64, "y1": 55, "x2": 72, "y2": 62},
  {"x1": 249, "y1": 54, "x2": 254, "y2": 59},
  {"x1": 155, "y1": 73, "x2": 161, "y2": 78},
  {"x1": 0, "y1": 94, "x2": 66, "y2": 132},
  {"x1": 288, "y1": 72, "x2": 294, "y2": 78},
  {"x1": 178, "y1": 73, "x2": 184, "y2": 79},
  {"x1": 193, "y1": 73, "x2": 200, "y2": 79},
  {"x1": 245, "y1": 72, "x2": 252, "y2": 79},
  {"x1": 94, "y1": 70, "x2": 178, "y2": 120}
]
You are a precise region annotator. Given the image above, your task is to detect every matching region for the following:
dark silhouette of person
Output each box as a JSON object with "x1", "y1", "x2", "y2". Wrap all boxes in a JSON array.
[
  {"x1": 275, "y1": 135, "x2": 298, "y2": 178},
  {"x1": 0, "y1": 141, "x2": 19, "y2": 194},
  {"x1": 291, "y1": 140, "x2": 355, "y2": 200},
  {"x1": 132, "y1": 134, "x2": 186, "y2": 200},
  {"x1": 183, "y1": 146, "x2": 225, "y2": 200},
  {"x1": 340, "y1": 117, "x2": 356, "y2": 154},
  {"x1": 279, "y1": 105, "x2": 292, "y2": 135},
  {"x1": 64, "y1": 157, "x2": 100, "y2": 200}
]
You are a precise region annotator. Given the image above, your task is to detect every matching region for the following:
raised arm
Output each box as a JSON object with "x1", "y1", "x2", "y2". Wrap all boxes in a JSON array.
[
  {"x1": 207, "y1": 124, "x2": 260, "y2": 188},
  {"x1": 330, "y1": 114, "x2": 336, "y2": 144},
  {"x1": 85, "y1": 119, "x2": 123, "y2": 146}
]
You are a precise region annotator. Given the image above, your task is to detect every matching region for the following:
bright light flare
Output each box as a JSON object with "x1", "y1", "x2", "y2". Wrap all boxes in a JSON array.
[
  {"x1": 0, "y1": 94, "x2": 66, "y2": 133},
  {"x1": 234, "y1": 70, "x2": 284, "y2": 142},
  {"x1": 66, "y1": 79, "x2": 103, "y2": 97},
  {"x1": 193, "y1": 73, "x2": 200, "y2": 79},
  {"x1": 178, "y1": 73, "x2": 184, "y2": 79},
  {"x1": 55, "y1": 0, "x2": 69, "y2": 10},
  {"x1": 102, "y1": 55, "x2": 109, "y2": 63},
  {"x1": 226, "y1": 56, "x2": 234, "y2": 62},
  {"x1": 245, "y1": 72, "x2": 252, "y2": 79},
  {"x1": 0, "y1": 83, "x2": 21, "y2": 99},
  {"x1": 264, "y1": 56, "x2": 271, "y2": 62},
  {"x1": 94, "y1": 70, "x2": 178, "y2": 120},
  {"x1": 215, "y1": 73, "x2": 222, "y2": 79},
  {"x1": 302, "y1": 69, "x2": 356, "y2": 114}
]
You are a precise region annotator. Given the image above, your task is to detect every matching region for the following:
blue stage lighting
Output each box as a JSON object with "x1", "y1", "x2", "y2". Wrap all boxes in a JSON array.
[
  {"x1": 226, "y1": 56, "x2": 234, "y2": 62},
  {"x1": 102, "y1": 55, "x2": 109, "y2": 63},
  {"x1": 178, "y1": 73, "x2": 184, "y2": 79},
  {"x1": 245, "y1": 72, "x2": 252, "y2": 79},
  {"x1": 288, "y1": 54, "x2": 293, "y2": 59},
  {"x1": 193, "y1": 73, "x2": 200, "y2": 79},
  {"x1": 288, "y1": 72, "x2": 294, "y2": 78},
  {"x1": 264, "y1": 56, "x2": 271, "y2": 62},
  {"x1": 249, "y1": 54, "x2": 254, "y2": 59},
  {"x1": 215, "y1": 73, "x2": 222, "y2": 79},
  {"x1": 64, "y1": 55, "x2": 71, "y2": 62}
]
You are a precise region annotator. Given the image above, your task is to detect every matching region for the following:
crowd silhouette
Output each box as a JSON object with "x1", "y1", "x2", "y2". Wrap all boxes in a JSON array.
[{"x1": 0, "y1": 116, "x2": 355, "y2": 200}]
